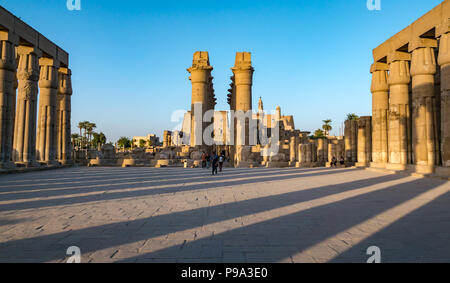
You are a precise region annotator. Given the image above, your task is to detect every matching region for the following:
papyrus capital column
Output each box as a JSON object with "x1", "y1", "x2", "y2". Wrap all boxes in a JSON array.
[
  {"x1": 370, "y1": 62, "x2": 389, "y2": 166},
  {"x1": 56, "y1": 67, "x2": 72, "y2": 164},
  {"x1": 37, "y1": 57, "x2": 59, "y2": 164},
  {"x1": 232, "y1": 52, "x2": 254, "y2": 167},
  {"x1": 13, "y1": 46, "x2": 40, "y2": 165},
  {"x1": 409, "y1": 38, "x2": 438, "y2": 171},
  {"x1": 438, "y1": 29, "x2": 450, "y2": 167},
  {"x1": 187, "y1": 51, "x2": 213, "y2": 148},
  {"x1": 0, "y1": 31, "x2": 18, "y2": 169},
  {"x1": 387, "y1": 51, "x2": 412, "y2": 169}
]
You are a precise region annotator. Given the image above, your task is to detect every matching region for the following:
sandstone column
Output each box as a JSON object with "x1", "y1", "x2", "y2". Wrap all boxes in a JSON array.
[
  {"x1": 289, "y1": 135, "x2": 299, "y2": 165},
  {"x1": 232, "y1": 52, "x2": 254, "y2": 167},
  {"x1": 387, "y1": 52, "x2": 411, "y2": 170},
  {"x1": 56, "y1": 67, "x2": 72, "y2": 164},
  {"x1": 316, "y1": 138, "x2": 328, "y2": 165},
  {"x1": 370, "y1": 62, "x2": 389, "y2": 167},
  {"x1": 36, "y1": 57, "x2": 59, "y2": 164},
  {"x1": 0, "y1": 31, "x2": 17, "y2": 169},
  {"x1": 438, "y1": 30, "x2": 450, "y2": 168},
  {"x1": 344, "y1": 119, "x2": 358, "y2": 164},
  {"x1": 410, "y1": 38, "x2": 438, "y2": 173},
  {"x1": 356, "y1": 116, "x2": 372, "y2": 167},
  {"x1": 13, "y1": 46, "x2": 40, "y2": 166},
  {"x1": 187, "y1": 51, "x2": 212, "y2": 148}
]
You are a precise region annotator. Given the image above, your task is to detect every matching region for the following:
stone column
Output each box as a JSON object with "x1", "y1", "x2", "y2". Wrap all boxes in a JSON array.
[
  {"x1": 0, "y1": 31, "x2": 17, "y2": 169},
  {"x1": 438, "y1": 30, "x2": 450, "y2": 168},
  {"x1": 316, "y1": 138, "x2": 328, "y2": 165},
  {"x1": 187, "y1": 51, "x2": 212, "y2": 148},
  {"x1": 356, "y1": 116, "x2": 372, "y2": 167},
  {"x1": 289, "y1": 135, "x2": 297, "y2": 164},
  {"x1": 56, "y1": 67, "x2": 72, "y2": 164},
  {"x1": 36, "y1": 57, "x2": 59, "y2": 164},
  {"x1": 410, "y1": 38, "x2": 438, "y2": 173},
  {"x1": 344, "y1": 119, "x2": 358, "y2": 164},
  {"x1": 232, "y1": 52, "x2": 253, "y2": 146},
  {"x1": 13, "y1": 46, "x2": 40, "y2": 166},
  {"x1": 370, "y1": 62, "x2": 389, "y2": 167},
  {"x1": 232, "y1": 52, "x2": 254, "y2": 167},
  {"x1": 328, "y1": 142, "x2": 337, "y2": 163},
  {"x1": 387, "y1": 52, "x2": 411, "y2": 170}
]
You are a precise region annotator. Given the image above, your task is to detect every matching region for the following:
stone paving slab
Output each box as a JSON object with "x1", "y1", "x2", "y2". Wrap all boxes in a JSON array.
[{"x1": 0, "y1": 166, "x2": 449, "y2": 263}]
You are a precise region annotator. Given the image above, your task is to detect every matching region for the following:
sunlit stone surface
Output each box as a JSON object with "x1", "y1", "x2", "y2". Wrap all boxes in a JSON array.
[{"x1": 0, "y1": 167, "x2": 448, "y2": 263}]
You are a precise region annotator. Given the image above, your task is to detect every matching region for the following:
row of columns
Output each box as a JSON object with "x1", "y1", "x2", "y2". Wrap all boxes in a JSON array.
[
  {"x1": 370, "y1": 33, "x2": 448, "y2": 173},
  {"x1": 0, "y1": 31, "x2": 72, "y2": 169}
]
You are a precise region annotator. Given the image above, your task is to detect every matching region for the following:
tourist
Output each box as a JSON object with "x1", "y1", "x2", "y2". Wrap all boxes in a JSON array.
[
  {"x1": 218, "y1": 153, "x2": 224, "y2": 172},
  {"x1": 206, "y1": 153, "x2": 211, "y2": 169},
  {"x1": 331, "y1": 156, "x2": 337, "y2": 167},
  {"x1": 211, "y1": 152, "x2": 219, "y2": 175},
  {"x1": 201, "y1": 152, "x2": 206, "y2": 169},
  {"x1": 339, "y1": 156, "x2": 345, "y2": 166}
]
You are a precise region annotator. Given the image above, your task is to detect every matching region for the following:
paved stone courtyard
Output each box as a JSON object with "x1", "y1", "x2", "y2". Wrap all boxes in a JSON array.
[{"x1": 0, "y1": 166, "x2": 449, "y2": 263}]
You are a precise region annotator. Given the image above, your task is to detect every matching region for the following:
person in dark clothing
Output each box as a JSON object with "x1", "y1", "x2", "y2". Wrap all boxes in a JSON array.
[
  {"x1": 339, "y1": 156, "x2": 345, "y2": 166},
  {"x1": 211, "y1": 152, "x2": 219, "y2": 175},
  {"x1": 201, "y1": 152, "x2": 206, "y2": 169},
  {"x1": 331, "y1": 156, "x2": 337, "y2": 167}
]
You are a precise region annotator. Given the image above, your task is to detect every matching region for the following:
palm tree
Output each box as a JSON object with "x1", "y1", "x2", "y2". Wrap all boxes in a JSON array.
[
  {"x1": 86, "y1": 122, "x2": 97, "y2": 148},
  {"x1": 314, "y1": 129, "x2": 325, "y2": 138},
  {"x1": 346, "y1": 114, "x2": 359, "y2": 121},
  {"x1": 322, "y1": 119, "x2": 332, "y2": 136},
  {"x1": 71, "y1": 134, "x2": 80, "y2": 149}
]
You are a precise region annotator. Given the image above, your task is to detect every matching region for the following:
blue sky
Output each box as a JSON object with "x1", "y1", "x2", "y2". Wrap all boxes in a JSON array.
[{"x1": 1, "y1": 0, "x2": 443, "y2": 142}]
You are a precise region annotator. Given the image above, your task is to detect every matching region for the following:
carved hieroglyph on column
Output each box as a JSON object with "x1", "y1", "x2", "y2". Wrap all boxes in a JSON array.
[
  {"x1": 439, "y1": 31, "x2": 450, "y2": 167},
  {"x1": 56, "y1": 67, "x2": 72, "y2": 164},
  {"x1": 187, "y1": 51, "x2": 213, "y2": 148},
  {"x1": 410, "y1": 39, "x2": 439, "y2": 172},
  {"x1": 37, "y1": 57, "x2": 59, "y2": 164},
  {"x1": 0, "y1": 31, "x2": 17, "y2": 169},
  {"x1": 387, "y1": 51, "x2": 411, "y2": 169},
  {"x1": 370, "y1": 62, "x2": 389, "y2": 167},
  {"x1": 13, "y1": 46, "x2": 40, "y2": 165}
]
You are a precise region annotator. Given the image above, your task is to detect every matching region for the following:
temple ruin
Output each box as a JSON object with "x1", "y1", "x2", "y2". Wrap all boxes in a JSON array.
[{"x1": 0, "y1": 6, "x2": 72, "y2": 171}]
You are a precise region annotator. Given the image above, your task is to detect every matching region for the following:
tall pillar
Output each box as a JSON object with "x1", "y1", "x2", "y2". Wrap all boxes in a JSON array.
[
  {"x1": 0, "y1": 31, "x2": 17, "y2": 169},
  {"x1": 356, "y1": 116, "x2": 372, "y2": 167},
  {"x1": 232, "y1": 52, "x2": 254, "y2": 167},
  {"x1": 438, "y1": 30, "x2": 450, "y2": 168},
  {"x1": 370, "y1": 62, "x2": 389, "y2": 167},
  {"x1": 387, "y1": 51, "x2": 411, "y2": 170},
  {"x1": 316, "y1": 138, "x2": 328, "y2": 165},
  {"x1": 13, "y1": 46, "x2": 40, "y2": 166},
  {"x1": 56, "y1": 67, "x2": 72, "y2": 164},
  {"x1": 187, "y1": 51, "x2": 212, "y2": 148},
  {"x1": 410, "y1": 38, "x2": 438, "y2": 173},
  {"x1": 36, "y1": 57, "x2": 59, "y2": 164},
  {"x1": 344, "y1": 119, "x2": 358, "y2": 164},
  {"x1": 289, "y1": 135, "x2": 297, "y2": 164}
]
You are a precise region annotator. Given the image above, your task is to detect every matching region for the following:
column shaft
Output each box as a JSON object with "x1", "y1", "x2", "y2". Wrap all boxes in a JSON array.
[
  {"x1": 387, "y1": 56, "x2": 411, "y2": 168},
  {"x1": 13, "y1": 47, "x2": 39, "y2": 165},
  {"x1": 410, "y1": 42, "x2": 438, "y2": 171},
  {"x1": 0, "y1": 35, "x2": 16, "y2": 168},
  {"x1": 370, "y1": 63, "x2": 389, "y2": 166},
  {"x1": 37, "y1": 57, "x2": 59, "y2": 163},
  {"x1": 439, "y1": 32, "x2": 450, "y2": 167}
]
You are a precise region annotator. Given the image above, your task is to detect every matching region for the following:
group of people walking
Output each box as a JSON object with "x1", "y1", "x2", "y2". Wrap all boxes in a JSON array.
[{"x1": 201, "y1": 151, "x2": 226, "y2": 175}]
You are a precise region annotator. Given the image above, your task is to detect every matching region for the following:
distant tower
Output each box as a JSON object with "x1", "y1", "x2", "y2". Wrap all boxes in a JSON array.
[{"x1": 258, "y1": 97, "x2": 263, "y2": 112}]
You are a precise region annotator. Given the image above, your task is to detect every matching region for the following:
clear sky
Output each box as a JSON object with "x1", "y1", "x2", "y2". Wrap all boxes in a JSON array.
[{"x1": 1, "y1": 0, "x2": 444, "y2": 142}]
